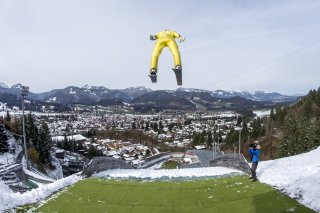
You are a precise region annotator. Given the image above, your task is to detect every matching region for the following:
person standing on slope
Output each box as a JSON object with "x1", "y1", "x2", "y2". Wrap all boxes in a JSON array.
[{"x1": 248, "y1": 141, "x2": 261, "y2": 182}]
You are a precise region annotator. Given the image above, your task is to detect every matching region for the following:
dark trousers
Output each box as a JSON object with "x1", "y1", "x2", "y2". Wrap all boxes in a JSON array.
[{"x1": 251, "y1": 162, "x2": 258, "y2": 179}]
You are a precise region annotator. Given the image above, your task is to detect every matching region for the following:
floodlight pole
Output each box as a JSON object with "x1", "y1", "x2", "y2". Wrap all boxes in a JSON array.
[
  {"x1": 21, "y1": 86, "x2": 29, "y2": 169},
  {"x1": 213, "y1": 141, "x2": 216, "y2": 158},
  {"x1": 238, "y1": 128, "x2": 242, "y2": 154}
]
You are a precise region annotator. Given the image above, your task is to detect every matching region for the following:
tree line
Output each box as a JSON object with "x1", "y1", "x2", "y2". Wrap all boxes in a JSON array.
[
  {"x1": 273, "y1": 88, "x2": 320, "y2": 157},
  {"x1": 1, "y1": 113, "x2": 52, "y2": 168}
]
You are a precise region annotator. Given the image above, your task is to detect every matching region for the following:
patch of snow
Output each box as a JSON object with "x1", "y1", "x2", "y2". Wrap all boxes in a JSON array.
[
  {"x1": 195, "y1": 145, "x2": 206, "y2": 150},
  {"x1": 253, "y1": 110, "x2": 271, "y2": 118},
  {"x1": 0, "y1": 82, "x2": 9, "y2": 88},
  {"x1": 258, "y1": 146, "x2": 320, "y2": 212},
  {"x1": 52, "y1": 134, "x2": 87, "y2": 142},
  {"x1": 22, "y1": 157, "x2": 55, "y2": 182},
  {"x1": 69, "y1": 88, "x2": 76, "y2": 95},
  {"x1": 11, "y1": 84, "x2": 22, "y2": 90},
  {"x1": 0, "y1": 142, "x2": 21, "y2": 164},
  {"x1": 46, "y1": 97, "x2": 57, "y2": 103},
  {"x1": 0, "y1": 174, "x2": 83, "y2": 211},
  {"x1": 83, "y1": 89, "x2": 97, "y2": 96},
  {"x1": 82, "y1": 84, "x2": 92, "y2": 90},
  {"x1": 122, "y1": 102, "x2": 131, "y2": 106},
  {"x1": 93, "y1": 167, "x2": 242, "y2": 179}
]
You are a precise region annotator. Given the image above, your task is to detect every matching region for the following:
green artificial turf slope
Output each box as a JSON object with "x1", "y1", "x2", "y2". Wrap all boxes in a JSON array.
[{"x1": 37, "y1": 175, "x2": 315, "y2": 213}]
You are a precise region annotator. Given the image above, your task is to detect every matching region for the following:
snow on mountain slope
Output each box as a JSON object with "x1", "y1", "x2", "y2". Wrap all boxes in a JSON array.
[
  {"x1": 258, "y1": 146, "x2": 320, "y2": 212},
  {"x1": 0, "y1": 82, "x2": 9, "y2": 88}
]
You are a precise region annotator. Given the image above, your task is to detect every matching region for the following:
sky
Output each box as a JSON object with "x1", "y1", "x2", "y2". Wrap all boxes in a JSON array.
[{"x1": 0, "y1": 0, "x2": 320, "y2": 95}]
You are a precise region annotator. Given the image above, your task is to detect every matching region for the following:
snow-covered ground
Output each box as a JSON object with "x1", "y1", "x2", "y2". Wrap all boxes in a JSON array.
[
  {"x1": 1, "y1": 147, "x2": 320, "y2": 212},
  {"x1": 95, "y1": 148, "x2": 320, "y2": 212},
  {"x1": 0, "y1": 174, "x2": 83, "y2": 211},
  {"x1": 93, "y1": 167, "x2": 242, "y2": 180},
  {"x1": 22, "y1": 157, "x2": 55, "y2": 183},
  {"x1": 0, "y1": 152, "x2": 14, "y2": 165},
  {"x1": 258, "y1": 146, "x2": 320, "y2": 212},
  {"x1": 0, "y1": 139, "x2": 21, "y2": 165},
  {"x1": 51, "y1": 134, "x2": 87, "y2": 142}
]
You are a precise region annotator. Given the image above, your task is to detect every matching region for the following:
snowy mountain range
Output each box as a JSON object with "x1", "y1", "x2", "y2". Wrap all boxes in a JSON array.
[{"x1": 0, "y1": 82, "x2": 300, "y2": 111}]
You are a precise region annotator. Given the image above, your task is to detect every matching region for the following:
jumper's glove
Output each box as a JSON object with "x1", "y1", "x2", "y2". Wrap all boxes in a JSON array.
[
  {"x1": 179, "y1": 37, "x2": 186, "y2": 43},
  {"x1": 150, "y1": 35, "x2": 157, "y2": 40}
]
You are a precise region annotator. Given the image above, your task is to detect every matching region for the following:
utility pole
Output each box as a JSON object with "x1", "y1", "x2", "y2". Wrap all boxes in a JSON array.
[
  {"x1": 212, "y1": 142, "x2": 215, "y2": 158},
  {"x1": 270, "y1": 119, "x2": 273, "y2": 159},
  {"x1": 21, "y1": 86, "x2": 29, "y2": 169},
  {"x1": 239, "y1": 128, "x2": 242, "y2": 154},
  {"x1": 213, "y1": 141, "x2": 217, "y2": 158},
  {"x1": 235, "y1": 127, "x2": 242, "y2": 155}
]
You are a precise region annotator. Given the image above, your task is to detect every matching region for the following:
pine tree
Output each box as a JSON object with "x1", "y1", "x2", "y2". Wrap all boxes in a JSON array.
[
  {"x1": 213, "y1": 129, "x2": 218, "y2": 143},
  {"x1": 38, "y1": 121, "x2": 51, "y2": 164},
  {"x1": 241, "y1": 120, "x2": 249, "y2": 142},
  {"x1": 0, "y1": 124, "x2": 9, "y2": 152},
  {"x1": 224, "y1": 127, "x2": 238, "y2": 145},
  {"x1": 88, "y1": 145, "x2": 99, "y2": 159},
  {"x1": 207, "y1": 131, "x2": 213, "y2": 148},
  {"x1": 153, "y1": 122, "x2": 158, "y2": 131},
  {"x1": 11, "y1": 117, "x2": 22, "y2": 140},
  {"x1": 159, "y1": 121, "x2": 164, "y2": 130},
  {"x1": 192, "y1": 133, "x2": 201, "y2": 146},
  {"x1": 236, "y1": 116, "x2": 242, "y2": 126},
  {"x1": 145, "y1": 122, "x2": 149, "y2": 131},
  {"x1": 26, "y1": 113, "x2": 39, "y2": 149},
  {"x1": 63, "y1": 134, "x2": 71, "y2": 151},
  {"x1": 77, "y1": 141, "x2": 84, "y2": 151},
  {"x1": 270, "y1": 108, "x2": 275, "y2": 120},
  {"x1": 57, "y1": 140, "x2": 63, "y2": 149},
  {"x1": 5, "y1": 111, "x2": 11, "y2": 123}
]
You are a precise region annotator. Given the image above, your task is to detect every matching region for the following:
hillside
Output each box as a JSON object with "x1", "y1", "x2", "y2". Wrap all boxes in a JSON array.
[{"x1": 272, "y1": 87, "x2": 320, "y2": 157}]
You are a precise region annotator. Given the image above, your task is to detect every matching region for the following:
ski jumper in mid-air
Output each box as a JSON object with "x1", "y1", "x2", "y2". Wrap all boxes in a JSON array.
[{"x1": 149, "y1": 29, "x2": 185, "y2": 85}]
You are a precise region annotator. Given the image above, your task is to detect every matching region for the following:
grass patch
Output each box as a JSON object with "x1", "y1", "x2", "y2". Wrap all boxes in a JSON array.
[
  {"x1": 36, "y1": 175, "x2": 315, "y2": 213},
  {"x1": 161, "y1": 160, "x2": 179, "y2": 169}
]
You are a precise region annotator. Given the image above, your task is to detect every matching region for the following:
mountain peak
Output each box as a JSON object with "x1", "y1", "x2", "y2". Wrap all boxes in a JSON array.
[
  {"x1": 0, "y1": 82, "x2": 9, "y2": 88},
  {"x1": 11, "y1": 83, "x2": 23, "y2": 90},
  {"x1": 82, "y1": 84, "x2": 92, "y2": 90},
  {"x1": 82, "y1": 85, "x2": 107, "y2": 90}
]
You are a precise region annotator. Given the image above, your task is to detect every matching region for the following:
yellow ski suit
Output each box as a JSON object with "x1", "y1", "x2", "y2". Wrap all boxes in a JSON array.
[{"x1": 150, "y1": 30, "x2": 182, "y2": 73}]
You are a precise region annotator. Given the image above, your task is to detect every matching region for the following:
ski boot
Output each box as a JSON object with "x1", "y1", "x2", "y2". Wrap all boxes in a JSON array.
[
  {"x1": 172, "y1": 65, "x2": 182, "y2": 86},
  {"x1": 149, "y1": 68, "x2": 157, "y2": 83}
]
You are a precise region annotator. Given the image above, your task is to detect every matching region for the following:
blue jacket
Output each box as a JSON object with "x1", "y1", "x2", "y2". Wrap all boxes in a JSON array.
[{"x1": 248, "y1": 148, "x2": 260, "y2": 163}]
